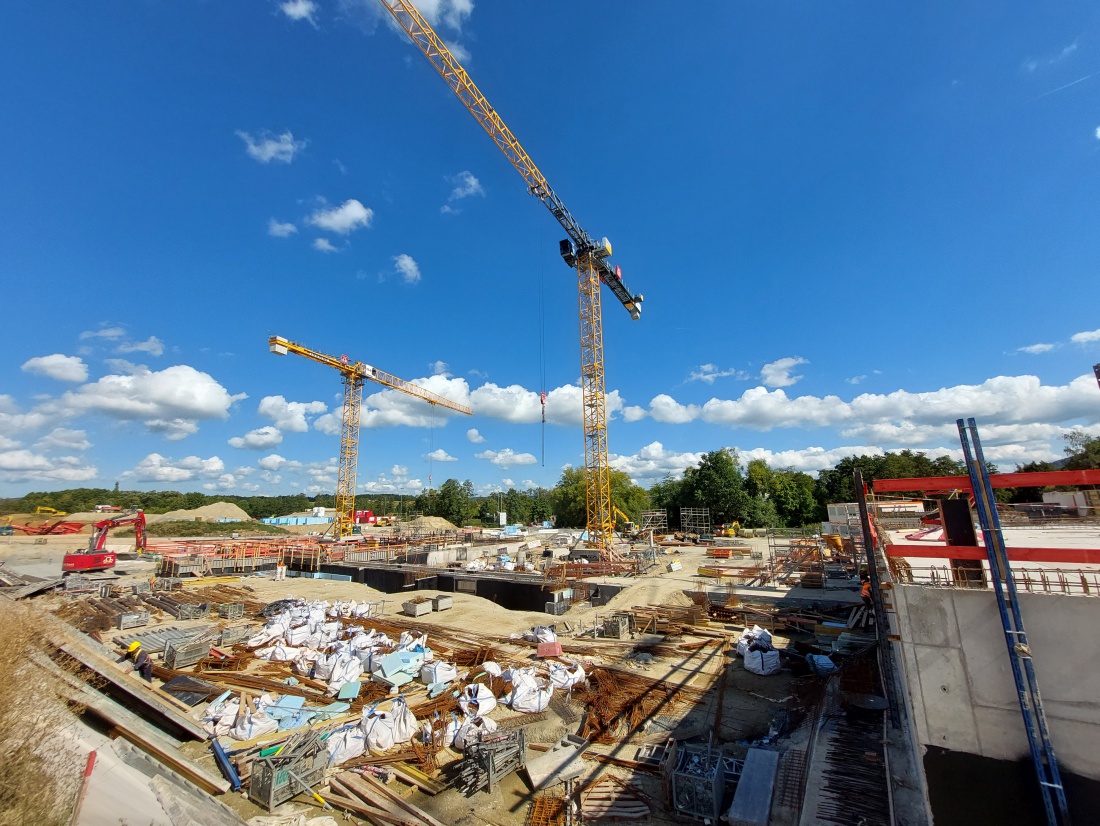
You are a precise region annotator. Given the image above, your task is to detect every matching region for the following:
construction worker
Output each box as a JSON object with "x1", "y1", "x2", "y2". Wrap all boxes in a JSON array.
[
  {"x1": 860, "y1": 575, "x2": 873, "y2": 608},
  {"x1": 117, "y1": 641, "x2": 153, "y2": 682}
]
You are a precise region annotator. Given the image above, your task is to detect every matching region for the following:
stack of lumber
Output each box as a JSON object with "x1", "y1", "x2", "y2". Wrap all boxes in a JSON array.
[
  {"x1": 581, "y1": 776, "x2": 651, "y2": 822},
  {"x1": 325, "y1": 770, "x2": 447, "y2": 826}
]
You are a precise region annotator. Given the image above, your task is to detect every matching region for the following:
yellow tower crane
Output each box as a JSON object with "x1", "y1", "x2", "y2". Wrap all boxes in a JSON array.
[
  {"x1": 269, "y1": 335, "x2": 472, "y2": 539},
  {"x1": 374, "y1": 1, "x2": 644, "y2": 557}
]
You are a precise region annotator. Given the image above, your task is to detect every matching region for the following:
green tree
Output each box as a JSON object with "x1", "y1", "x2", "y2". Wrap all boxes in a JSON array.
[
  {"x1": 1064, "y1": 430, "x2": 1100, "y2": 470},
  {"x1": 679, "y1": 448, "x2": 749, "y2": 525},
  {"x1": 549, "y1": 467, "x2": 648, "y2": 528}
]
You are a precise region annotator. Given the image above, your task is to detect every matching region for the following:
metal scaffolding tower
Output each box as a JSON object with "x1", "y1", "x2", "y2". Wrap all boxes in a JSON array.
[{"x1": 679, "y1": 508, "x2": 712, "y2": 537}]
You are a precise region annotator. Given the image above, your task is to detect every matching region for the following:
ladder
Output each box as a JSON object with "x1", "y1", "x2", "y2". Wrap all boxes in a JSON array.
[{"x1": 958, "y1": 418, "x2": 1071, "y2": 826}]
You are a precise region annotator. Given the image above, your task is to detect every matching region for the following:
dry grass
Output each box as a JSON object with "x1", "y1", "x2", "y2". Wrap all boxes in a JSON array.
[{"x1": 0, "y1": 600, "x2": 81, "y2": 826}]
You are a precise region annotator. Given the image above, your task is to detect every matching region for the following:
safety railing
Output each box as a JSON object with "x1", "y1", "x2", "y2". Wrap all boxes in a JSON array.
[{"x1": 892, "y1": 564, "x2": 1100, "y2": 597}]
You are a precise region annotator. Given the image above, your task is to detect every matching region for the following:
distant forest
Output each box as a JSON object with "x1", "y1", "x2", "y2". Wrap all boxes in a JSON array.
[{"x1": 3, "y1": 432, "x2": 1096, "y2": 530}]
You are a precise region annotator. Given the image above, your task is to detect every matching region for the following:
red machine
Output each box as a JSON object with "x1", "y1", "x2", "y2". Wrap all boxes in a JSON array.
[{"x1": 62, "y1": 510, "x2": 147, "y2": 574}]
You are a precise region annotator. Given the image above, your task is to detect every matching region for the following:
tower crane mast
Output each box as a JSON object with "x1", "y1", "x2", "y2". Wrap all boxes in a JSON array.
[
  {"x1": 374, "y1": 0, "x2": 644, "y2": 555},
  {"x1": 269, "y1": 335, "x2": 472, "y2": 539}
]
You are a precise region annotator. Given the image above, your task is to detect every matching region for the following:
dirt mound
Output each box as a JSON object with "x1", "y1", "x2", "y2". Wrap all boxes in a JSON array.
[
  {"x1": 151, "y1": 502, "x2": 253, "y2": 523},
  {"x1": 406, "y1": 516, "x2": 459, "y2": 531}
]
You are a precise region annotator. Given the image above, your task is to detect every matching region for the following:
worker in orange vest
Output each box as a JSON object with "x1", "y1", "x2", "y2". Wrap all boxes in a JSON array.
[{"x1": 860, "y1": 575, "x2": 873, "y2": 608}]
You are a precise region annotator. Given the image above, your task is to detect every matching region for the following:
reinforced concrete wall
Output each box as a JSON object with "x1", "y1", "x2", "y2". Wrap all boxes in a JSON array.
[{"x1": 892, "y1": 583, "x2": 1100, "y2": 780}]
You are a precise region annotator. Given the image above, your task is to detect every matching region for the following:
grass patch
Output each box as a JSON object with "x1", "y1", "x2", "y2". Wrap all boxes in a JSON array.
[
  {"x1": 0, "y1": 602, "x2": 81, "y2": 825},
  {"x1": 130, "y1": 520, "x2": 292, "y2": 538}
]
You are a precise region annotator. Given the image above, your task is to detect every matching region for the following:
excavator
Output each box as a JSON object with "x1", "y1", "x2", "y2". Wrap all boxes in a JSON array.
[
  {"x1": 35, "y1": 506, "x2": 68, "y2": 516},
  {"x1": 62, "y1": 510, "x2": 147, "y2": 574}
]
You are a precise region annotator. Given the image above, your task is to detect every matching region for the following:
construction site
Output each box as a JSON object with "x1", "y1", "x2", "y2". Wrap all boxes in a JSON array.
[{"x1": 2, "y1": 4, "x2": 1099, "y2": 826}]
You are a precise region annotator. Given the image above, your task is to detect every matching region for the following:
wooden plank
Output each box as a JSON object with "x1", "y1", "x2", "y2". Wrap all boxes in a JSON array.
[
  {"x1": 46, "y1": 622, "x2": 209, "y2": 740},
  {"x1": 345, "y1": 771, "x2": 448, "y2": 826},
  {"x1": 32, "y1": 651, "x2": 230, "y2": 794}
]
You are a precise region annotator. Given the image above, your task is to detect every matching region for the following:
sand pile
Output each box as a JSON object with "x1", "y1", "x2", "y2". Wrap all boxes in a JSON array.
[
  {"x1": 149, "y1": 502, "x2": 253, "y2": 523},
  {"x1": 406, "y1": 516, "x2": 459, "y2": 531}
]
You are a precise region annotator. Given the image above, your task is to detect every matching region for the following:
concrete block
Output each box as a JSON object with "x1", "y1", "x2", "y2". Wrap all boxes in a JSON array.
[
  {"x1": 402, "y1": 599, "x2": 432, "y2": 617},
  {"x1": 727, "y1": 748, "x2": 779, "y2": 826},
  {"x1": 432, "y1": 595, "x2": 453, "y2": 611},
  {"x1": 524, "y1": 734, "x2": 588, "y2": 789}
]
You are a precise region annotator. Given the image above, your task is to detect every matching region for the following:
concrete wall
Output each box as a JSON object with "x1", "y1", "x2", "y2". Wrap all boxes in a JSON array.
[{"x1": 892, "y1": 584, "x2": 1100, "y2": 780}]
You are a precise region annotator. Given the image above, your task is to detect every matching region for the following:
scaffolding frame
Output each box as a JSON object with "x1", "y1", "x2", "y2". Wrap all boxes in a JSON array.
[{"x1": 679, "y1": 508, "x2": 711, "y2": 537}]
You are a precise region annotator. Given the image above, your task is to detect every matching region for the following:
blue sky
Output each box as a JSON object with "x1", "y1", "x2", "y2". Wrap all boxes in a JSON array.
[{"x1": 2, "y1": 1, "x2": 1100, "y2": 499}]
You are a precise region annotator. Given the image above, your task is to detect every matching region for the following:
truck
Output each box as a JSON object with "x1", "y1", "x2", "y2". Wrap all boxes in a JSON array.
[{"x1": 62, "y1": 510, "x2": 147, "y2": 574}]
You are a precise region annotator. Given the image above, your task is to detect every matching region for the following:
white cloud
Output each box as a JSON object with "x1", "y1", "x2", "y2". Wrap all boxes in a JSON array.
[
  {"x1": 1017, "y1": 343, "x2": 1054, "y2": 354},
  {"x1": 846, "y1": 375, "x2": 868, "y2": 385},
  {"x1": 467, "y1": 382, "x2": 624, "y2": 428},
  {"x1": 144, "y1": 419, "x2": 200, "y2": 441},
  {"x1": 268, "y1": 219, "x2": 298, "y2": 237},
  {"x1": 475, "y1": 448, "x2": 537, "y2": 468},
  {"x1": 259, "y1": 454, "x2": 296, "y2": 471},
  {"x1": 430, "y1": 360, "x2": 450, "y2": 377},
  {"x1": 355, "y1": 375, "x2": 472, "y2": 429},
  {"x1": 760, "y1": 357, "x2": 807, "y2": 388},
  {"x1": 737, "y1": 445, "x2": 886, "y2": 474},
  {"x1": 426, "y1": 448, "x2": 457, "y2": 462},
  {"x1": 116, "y1": 336, "x2": 164, "y2": 357},
  {"x1": 22, "y1": 354, "x2": 88, "y2": 383},
  {"x1": 313, "y1": 238, "x2": 339, "y2": 253},
  {"x1": 467, "y1": 428, "x2": 485, "y2": 443},
  {"x1": 688, "y1": 364, "x2": 749, "y2": 383},
  {"x1": 1095, "y1": 126, "x2": 1100, "y2": 140},
  {"x1": 126, "y1": 453, "x2": 225, "y2": 483},
  {"x1": 46, "y1": 364, "x2": 245, "y2": 437},
  {"x1": 391, "y1": 465, "x2": 408, "y2": 478},
  {"x1": 280, "y1": 0, "x2": 318, "y2": 25},
  {"x1": 0, "y1": 449, "x2": 97, "y2": 483},
  {"x1": 79, "y1": 327, "x2": 125, "y2": 341},
  {"x1": 1023, "y1": 40, "x2": 1078, "y2": 73},
  {"x1": 229, "y1": 426, "x2": 283, "y2": 449},
  {"x1": 308, "y1": 199, "x2": 373, "y2": 234},
  {"x1": 236, "y1": 129, "x2": 307, "y2": 164},
  {"x1": 35, "y1": 428, "x2": 90, "y2": 451},
  {"x1": 1071, "y1": 328, "x2": 1100, "y2": 344},
  {"x1": 258, "y1": 395, "x2": 327, "y2": 432},
  {"x1": 394, "y1": 254, "x2": 421, "y2": 284},
  {"x1": 442, "y1": 170, "x2": 484, "y2": 212},
  {"x1": 609, "y1": 441, "x2": 706, "y2": 485}
]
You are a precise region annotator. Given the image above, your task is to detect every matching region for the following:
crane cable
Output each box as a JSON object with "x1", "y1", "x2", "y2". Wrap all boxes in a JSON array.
[{"x1": 539, "y1": 225, "x2": 547, "y2": 467}]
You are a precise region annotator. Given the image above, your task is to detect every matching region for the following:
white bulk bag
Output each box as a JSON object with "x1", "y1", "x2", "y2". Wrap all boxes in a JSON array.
[
  {"x1": 421, "y1": 661, "x2": 458, "y2": 685},
  {"x1": 743, "y1": 649, "x2": 782, "y2": 676},
  {"x1": 458, "y1": 683, "x2": 498, "y2": 717},
  {"x1": 327, "y1": 725, "x2": 366, "y2": 766},
  {"x1": 453, "y1": 716, "x2": 498, "y2": 751}
]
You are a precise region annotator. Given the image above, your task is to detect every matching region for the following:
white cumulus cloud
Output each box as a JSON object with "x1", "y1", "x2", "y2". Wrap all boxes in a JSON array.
[
  {"x1": 394, "y1": 254, "x2": 421, "y2": 284},
  {"x1": 126, "y1": 453, "x2": 226, "y2": 483},
  {"x1": 475, "y1": 448, "x2": 537, "y2": 468},
  {"x1": 688, "y1": 364, "x2": 749, "y2": 383},
  {"x1": 427, "y1": 448, "x2": 457, "y2": 462},
  {"x1": 280, "y1": 0, "x2": 318, "y2": 25},
  {"x1": 308, "y1": 199, "x2": 373, "y2": 234},
  {"x1": 467, "y1": 428, "x2": 485, "y2": 443},
  {"x1": 258, "y1": 395, "x2": 327, "y2": 432},
  {"x1": 117, "y1": 336, "x2": 164, "y2": 356},
  {"x1": 21, "y1": 354, "x2": 88, "y2": 383},
  {"x1": 1071, "y1": 328, "x2": 1100, "y2": 344},
  {"x1": 313, "y1": 238, "x2": 339, "y2": 253},
  {"x1": 229, "y1": 426, "x2": 283, "y2": 449},
  {"x1": 35, "y1": 428, "x2": 90, "y2": 451},
  {"x1": 760, "y1": 357, "x2": 808, "y2": 388},
  {"x1": 46, "y1": 364, "x2": 245, "y2": 437},
  {"x1": 236, "y1": 129, "x2": 307, "y2": 164},
  {"x1": 0, "y1": 449, "x2": 97, "y2": 483},
  {"x1": 268, "y1": 219, "x2": 298, "y2": 237}
]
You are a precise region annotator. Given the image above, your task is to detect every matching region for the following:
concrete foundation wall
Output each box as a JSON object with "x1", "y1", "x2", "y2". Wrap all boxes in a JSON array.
[{"x1": 893, "y1": 584, "x2": 1100, "y2": 780}]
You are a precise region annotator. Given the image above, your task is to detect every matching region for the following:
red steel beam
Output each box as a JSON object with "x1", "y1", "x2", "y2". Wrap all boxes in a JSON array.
[
  {"x1": 872, "y1": 469, "x2": 1100, "y2": 493},
  {"x1": 885, "y1": 544, "x2": 1100, "y2": 565}
]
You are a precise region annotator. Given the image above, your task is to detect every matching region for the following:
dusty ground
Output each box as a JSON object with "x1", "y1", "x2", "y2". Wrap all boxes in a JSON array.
[{"x1": 4, "y1": 531, "x2": 828, "y2": 826}]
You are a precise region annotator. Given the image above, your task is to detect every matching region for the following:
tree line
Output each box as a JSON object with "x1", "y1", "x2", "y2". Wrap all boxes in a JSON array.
[{"x1": 5, "y1": 431, "x2": 1096, "y2": 530}]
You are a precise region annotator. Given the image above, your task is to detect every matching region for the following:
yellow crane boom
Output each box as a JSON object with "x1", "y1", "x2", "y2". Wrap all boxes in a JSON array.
[
  {"x1": 374, "y1": 0, "x2": 644, "y2": 556},
  {"x1": 269, "y1": 335, "x2": 472, "y2": 539}
]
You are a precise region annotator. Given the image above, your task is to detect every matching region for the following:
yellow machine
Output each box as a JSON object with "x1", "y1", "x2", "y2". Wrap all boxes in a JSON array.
[
  {"x1": 717, "y1": 522, "x2": 741, "y2": 537},
  {"x1": 613, "y1": 506, "x2": 637, "y2": 535},
  {"x1": 269, "y1": 336, "x2": 471, "y2": 540},
  {"x1": 373, "y1": 1, "x2": 644, "y2": 558},
  {"x1": 35, "y1": 506, "x2": 67, "y2": 516}
]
